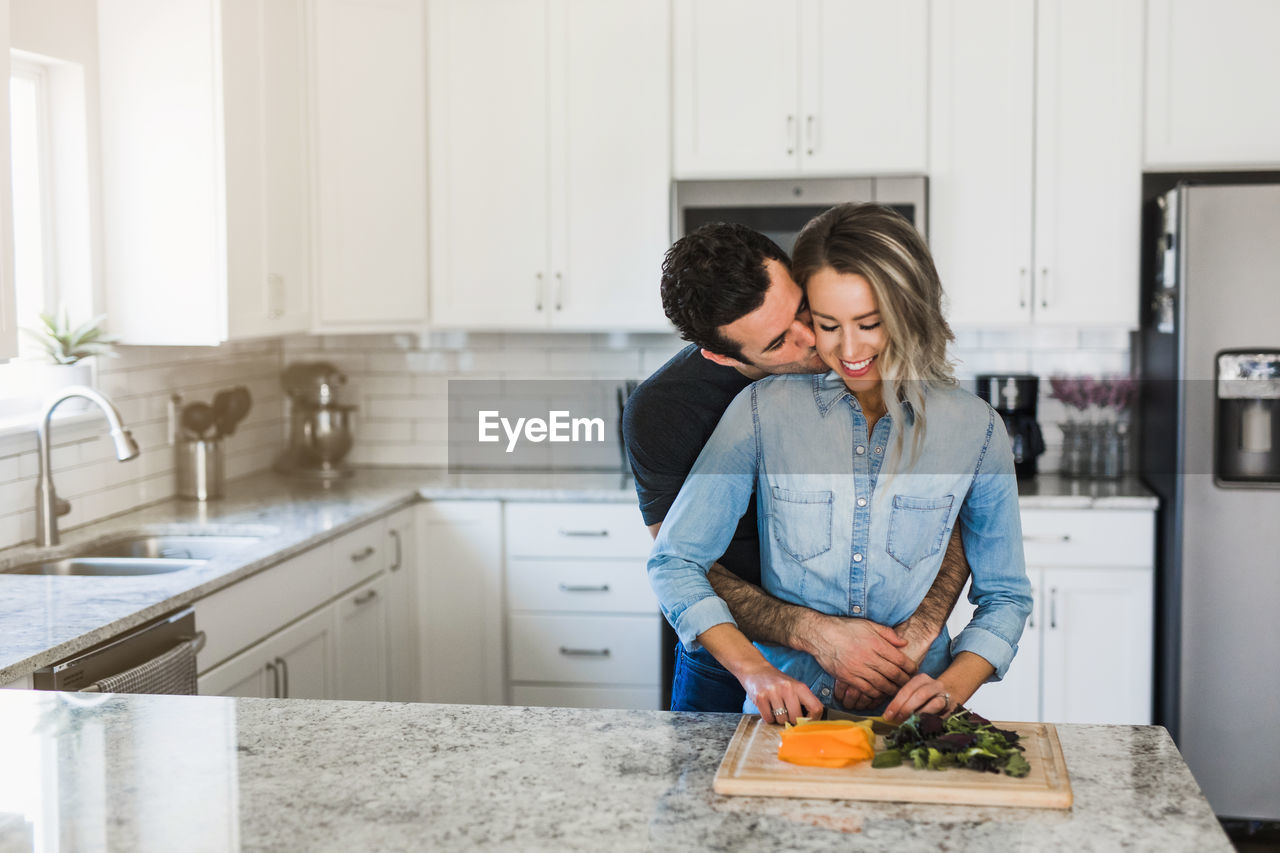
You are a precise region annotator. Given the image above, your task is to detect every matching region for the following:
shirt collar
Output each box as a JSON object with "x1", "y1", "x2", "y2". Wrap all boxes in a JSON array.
[{"x1": 811, "y1": 371, "x2": 918, "y2": 424}]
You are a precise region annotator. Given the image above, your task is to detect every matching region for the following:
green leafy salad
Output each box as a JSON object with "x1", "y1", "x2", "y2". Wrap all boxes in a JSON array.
[{"x1": 871, "y1": 709, "x2": 1031, "y2": 778}]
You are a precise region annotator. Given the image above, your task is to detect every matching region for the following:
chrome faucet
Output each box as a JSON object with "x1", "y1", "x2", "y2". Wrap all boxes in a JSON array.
[{"x1": 35, "y1": 385, "x2": 140, "y2": 547}]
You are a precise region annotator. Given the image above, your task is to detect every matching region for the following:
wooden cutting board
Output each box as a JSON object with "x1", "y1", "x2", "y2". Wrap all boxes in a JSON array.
[{"x1": 713, "y1": 716, "x2": 1073, "y2": 809}]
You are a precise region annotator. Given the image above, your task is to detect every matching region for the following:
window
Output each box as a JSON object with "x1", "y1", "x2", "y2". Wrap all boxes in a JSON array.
[
  {"x1": 0, "y1": 50, "x2": 96, "y2": 422},
  {"x1": 10, "y1": 57, "x2": 57, "y2": 357}
]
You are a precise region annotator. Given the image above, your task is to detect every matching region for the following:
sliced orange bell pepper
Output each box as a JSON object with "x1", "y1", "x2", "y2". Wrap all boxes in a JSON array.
[{"x1": 777, "y1": 719, "x2": 875, "y2": 768}]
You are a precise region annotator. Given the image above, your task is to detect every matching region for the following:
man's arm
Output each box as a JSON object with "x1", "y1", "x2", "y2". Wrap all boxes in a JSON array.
[
  {"x1": 647, "y1": 522, "x2": 915, "y2": 697},
  {"x1": 835, "y1": 525, "x2": 971, "y2": 710}
]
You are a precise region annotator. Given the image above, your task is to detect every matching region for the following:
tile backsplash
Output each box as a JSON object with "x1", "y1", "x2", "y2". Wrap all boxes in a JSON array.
[
  {"x1": 0, "y1": 340, "x2": 285, "y2": 550},
  {"x1": 0, "y1": 325, "x2": 1131, "y2": 550}
]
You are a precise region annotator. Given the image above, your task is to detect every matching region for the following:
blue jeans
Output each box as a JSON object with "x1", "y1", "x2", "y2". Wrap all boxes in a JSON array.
[{"x1": 670, "y1": 644, "x2": 745, "y2": 713}]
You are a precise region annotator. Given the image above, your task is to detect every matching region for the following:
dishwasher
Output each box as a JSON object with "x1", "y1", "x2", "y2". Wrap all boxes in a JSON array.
[{"x1": 33, "y1": 608, "x2": 206, "y2": 694}]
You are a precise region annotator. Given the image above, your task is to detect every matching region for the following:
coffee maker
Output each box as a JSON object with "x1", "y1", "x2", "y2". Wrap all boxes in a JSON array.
[
  {"x1": 976, "y1": 374, "x2": 1046, "y2": 480},
  {"x1": 275, "y1": 361, "x2": 357, "y2": 480}
]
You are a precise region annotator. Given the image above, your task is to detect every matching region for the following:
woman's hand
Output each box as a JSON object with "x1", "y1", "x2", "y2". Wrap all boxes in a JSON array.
[
  {"x1": 740, "y1": 663, "x2": 825, "y2": 725},
  {"x1": 882, "y1": 672, "x2": 952, "y2": 723}
]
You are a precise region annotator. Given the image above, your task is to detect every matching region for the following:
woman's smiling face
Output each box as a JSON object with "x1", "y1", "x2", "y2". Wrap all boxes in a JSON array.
[{"x1": 806, "y1": 266, "x2": 888, "y2": 396}]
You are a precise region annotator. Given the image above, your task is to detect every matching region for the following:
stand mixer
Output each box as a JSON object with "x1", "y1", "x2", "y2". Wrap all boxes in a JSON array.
[{"x1": 275, "y1": 362, "x2": 357, "y2": 480}]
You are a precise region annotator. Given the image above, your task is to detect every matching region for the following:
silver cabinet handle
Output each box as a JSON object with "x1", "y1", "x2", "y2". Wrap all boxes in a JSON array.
[
  {"x1": 559, "y1": 647, "x2": 610, "y2": 657},
  {"x1": 276, "y1": 657, "x2": 289, "y2": 698},
  {"x1": 1018, "y1": 267, "x2": 1029, "y2": 309},
  {"x1": 353, "y1": 589, "x2": 378, "y2": 606},
  {"x1": 805, "y1": 114, "x2": 817, "y2": 156},
  {"x1": 558, "y1": 583, "x2": 610, "y2": 593},
  {"x1": 350, "y1": 545, "x2": 375, "y2": 562},
  {"x1": 1040, "y1": 267, "x2": 1051, "y2": 309},
  {"x1": 1023, "y1": 534, "x2": 1071, "y2": 544},
  {"x1": 558, "y1": 529, "x2": 609, "y2": 538},
  {"x1": 265, "y1": 660, "x2": 279, "y2": 698},
  {"x1": 535, "y1": 271, "x2": 545, "y2": 311},
  {"x1": 1049, "y1": 588, "x2": 1058, "y2": 630},
  {"x1": 785, "y1": 114, "x2": 795, "y2": 156},
  {"x1": 389, "y1": 528, "x2": 402, "y2": 572},
  {"x1": 554, "y1": 271, "x2": 564, "y2": 311}
]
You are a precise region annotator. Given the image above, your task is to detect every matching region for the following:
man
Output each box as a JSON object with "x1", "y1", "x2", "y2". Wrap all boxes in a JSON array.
[{"x1": 623, "y1": 223, "x2": 970, "y2": 713}]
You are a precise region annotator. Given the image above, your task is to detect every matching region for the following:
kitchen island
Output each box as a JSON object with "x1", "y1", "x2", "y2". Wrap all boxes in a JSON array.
[{"x1": 0, "y1": 690, "x2": 1229, "y2": 851}]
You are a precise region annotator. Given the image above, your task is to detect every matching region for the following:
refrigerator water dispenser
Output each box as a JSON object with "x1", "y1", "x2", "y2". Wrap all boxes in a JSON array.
[{"x1": 1216, "y1": 351, "x2": 1280, "y2": 484}]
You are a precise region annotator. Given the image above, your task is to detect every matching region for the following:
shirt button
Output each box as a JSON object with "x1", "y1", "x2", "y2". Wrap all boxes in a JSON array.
[
  {"x1": 853, "y1": 553, "x2": 863, "y2": 562},
  {"x1": 821, "y1": 687, "x2": 831, "y2": 696},
  {"x1": 855, "y1": 446, "x2": 866, "y2": 455},
  {"x1": 852, "y1": 605, "x2": 862, "y2": 614},
  {"x1": 857, "y1": 497, "x2": 867, "y2": 507},
  {"x1": 875, "y1": 446, "x2": 883, "y2": 454}
]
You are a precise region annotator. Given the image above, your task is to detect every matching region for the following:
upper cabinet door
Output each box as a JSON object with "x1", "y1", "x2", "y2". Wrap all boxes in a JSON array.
[
  {"x1": 1032, "y1": 0, "x2": 1141, "y2": 328},
  {"x1": 0, "y1": 0, "x2": 15, "y2": 361},
  {"x1": 800, "y1": 0, "x2": 928, "y2": 175},
  {"x1": 673, "y1": 0, "x2": 801, "y2": 178},
  {"x1": 928, "y1": 0, "x2": 1035, "y2": 327},
  {"x1": 312, "y1": 0, "x2": 429, "y2": 329},
  {"x1": 1145, "y1": 0, "x2": 1280, "y2": 169},
  {"x1": 224, "y1": 0, "x2": 311, "y2": 339},
  {"x1": 428, "y1": 0, "x2": 551, "y2": 329},
  {"x1": 549, "y1": 0, "x2": 671, "y2": 331}
]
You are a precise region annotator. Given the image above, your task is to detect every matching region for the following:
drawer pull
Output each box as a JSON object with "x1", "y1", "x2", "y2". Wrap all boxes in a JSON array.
[
  {"x1": 353, "y1": 589, "x2": 379, "y2": 606},
  {"x1": 559, "y1": 646, "x2": 611, "y2": 658},
  {"x1": 1023, "y1": 534, "x2": 1071, "y2": 544},
  {"x1": 558, "y1": 583, "x2": 610, "y2": 593},
  {"x1": 558, "y1": 529, "x2": 610, "y2": 538},
  {"x1": 350, "y1": 545, "x2": 376, "y2": 562}
]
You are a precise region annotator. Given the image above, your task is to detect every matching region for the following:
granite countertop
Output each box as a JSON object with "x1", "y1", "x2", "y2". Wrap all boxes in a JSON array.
[
  {"x1": 0, "y1": 690, "x2": 1229, "y2": 852},
  {"x1": 0, "y1": 466, "x2": 1158, "y2": 684}
]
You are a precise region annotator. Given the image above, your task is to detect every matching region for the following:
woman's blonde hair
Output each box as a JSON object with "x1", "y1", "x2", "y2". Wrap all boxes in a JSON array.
[{"x1": 791, "y1": 202, "x2": 957, "y2": 461}]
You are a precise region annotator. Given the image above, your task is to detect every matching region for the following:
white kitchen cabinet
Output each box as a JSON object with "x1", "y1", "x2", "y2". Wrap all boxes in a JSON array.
[
  {"x1": 505, "y1": 502, "x2": 661, "y2": 710},
  {"x1": 1145, "y1": 0, "x2": 1280, "y2": 169},
  {"x1": 929, "y1": 0, "x2": 1141, "y2": 328},
  {"x1": 416, "y1": 501, "x2": 505, "y2": 705},
  {"x1": 199, "y1": 606, "x2": 337, "y2": 699},
  {"x1": 428, "y1": 0, "x2": 670, "y2": 331},
  {"x1": 384, "y1": 508, "x2": 419, "y2": 702},
  {"x1": 335, "y1": 574, "x2": 390, "y2": 701},
  {"x1": 673, "y1": 0, "x2": 928, "y2": 178},
  {"x1": 0, "y1": 0, "x2": 16, "y2": 361},
  {"x1": 97, "y1": 0, "x2": 311, "y2": 345},
  {"x1": 946, "y1": 507, "x2": 1154, "y2": 725},
  {"x1": 310, "y1": 0, "x2": 429, "y2": 330}
]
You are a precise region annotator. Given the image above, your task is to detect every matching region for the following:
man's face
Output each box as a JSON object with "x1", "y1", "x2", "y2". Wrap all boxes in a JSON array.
[{"x1": 706, "y1": 259, "x2": 827, "y2": 378}]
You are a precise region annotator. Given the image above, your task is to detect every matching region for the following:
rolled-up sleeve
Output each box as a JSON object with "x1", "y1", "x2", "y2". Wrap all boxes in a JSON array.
[
  {"x1": 950, "y1": 411, "x2": 1034, "y2": 680},
  {"x1": 647, "y1": 387, "x2": 759, "y2": 651}
]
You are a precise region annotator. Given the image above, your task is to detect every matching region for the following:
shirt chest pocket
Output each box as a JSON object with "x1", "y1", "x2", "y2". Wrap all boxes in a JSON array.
[
  {"x1": 768, "y1": 486, "x2": 833, "y2": 563},
  {"x1": 887, "y1": 494, "x2": 954, "y2": 571}
]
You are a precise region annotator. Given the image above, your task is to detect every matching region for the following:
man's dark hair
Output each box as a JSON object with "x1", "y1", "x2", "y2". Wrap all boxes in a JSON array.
[{"x1": 659, "y1": 223, "x2": 790, "y2": 361}]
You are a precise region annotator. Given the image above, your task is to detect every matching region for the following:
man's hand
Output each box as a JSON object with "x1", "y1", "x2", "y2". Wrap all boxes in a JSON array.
[
  {"x1": 832, "y1": 617, "x2": 943, "y2": 711},
  {"x1": 803, "y1": 614, "x2": 915, "y2": 698}
]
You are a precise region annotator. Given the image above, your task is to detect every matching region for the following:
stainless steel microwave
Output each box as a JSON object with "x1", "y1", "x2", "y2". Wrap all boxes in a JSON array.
[{"x1": 673, "y1": 176, "x2": 928, "y2": 256}]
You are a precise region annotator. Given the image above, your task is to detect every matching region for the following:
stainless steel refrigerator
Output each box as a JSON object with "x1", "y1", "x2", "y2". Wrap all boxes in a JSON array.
[{"x1": 1138, "y1": 181, "x2": 1280, "y2": 821}]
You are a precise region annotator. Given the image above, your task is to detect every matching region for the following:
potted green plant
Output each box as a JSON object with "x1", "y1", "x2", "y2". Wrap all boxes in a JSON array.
[{"x1": 5, "y1": 308, "x2": 120, "y2": 412}]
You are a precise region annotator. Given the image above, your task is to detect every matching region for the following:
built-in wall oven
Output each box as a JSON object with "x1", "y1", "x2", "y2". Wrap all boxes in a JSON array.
[{"x1": 673, "y1": 176, "x2": 928, "y2": 253}]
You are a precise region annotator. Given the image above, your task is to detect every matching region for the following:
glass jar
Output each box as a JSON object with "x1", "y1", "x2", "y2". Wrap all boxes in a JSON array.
[{"x1": 1059, "y1": 422, "x2": 1090, "y2": 478}]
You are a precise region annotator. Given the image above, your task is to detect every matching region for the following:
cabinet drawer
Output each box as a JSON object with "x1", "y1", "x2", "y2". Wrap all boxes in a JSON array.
[
  {"x1": 330, "y1": 519, "x2": 386, "y2": 593},
  {"x1": 510, "y1": 684, "x2": 661, "y2": 711},
  {"x1": 508, "y1": 613, "x2": 660, "y2": 685},
  {"x1": 505, "y1": 502, "x2": 651, "y2": 558},
  {"x1": 507, "y1": 558, "x2": 657, "y2": 614},
  {"x1": 1020, "y1": 509, "x2": 1154, "y2": 568}
]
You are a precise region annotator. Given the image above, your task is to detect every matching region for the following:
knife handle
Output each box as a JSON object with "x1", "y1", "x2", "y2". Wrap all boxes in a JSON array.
[{"x1": 559, "y1": 647, "x2": 610, "y2": 658}]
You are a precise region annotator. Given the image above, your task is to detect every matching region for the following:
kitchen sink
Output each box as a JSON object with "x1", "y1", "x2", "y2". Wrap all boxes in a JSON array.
[
  {"x1": 87, "y1": 534, "x2": 263, "y2": 561},
  {"x1": 7, "y1": 557, "x2": 206, "y2": 576},
  {"x1": 3, "y1": 530, "x2": 271, "y2": 576}
]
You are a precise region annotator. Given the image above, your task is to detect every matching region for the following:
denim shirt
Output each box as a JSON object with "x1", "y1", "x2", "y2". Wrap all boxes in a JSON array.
[{"x1": 647, "y1": 372, "x2": 1033, "y2": 710}]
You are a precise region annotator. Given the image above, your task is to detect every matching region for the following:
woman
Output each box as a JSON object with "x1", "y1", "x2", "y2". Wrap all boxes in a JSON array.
[{"x1": 647, "y1": 203, "x2": 1032, "y2": 724}]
